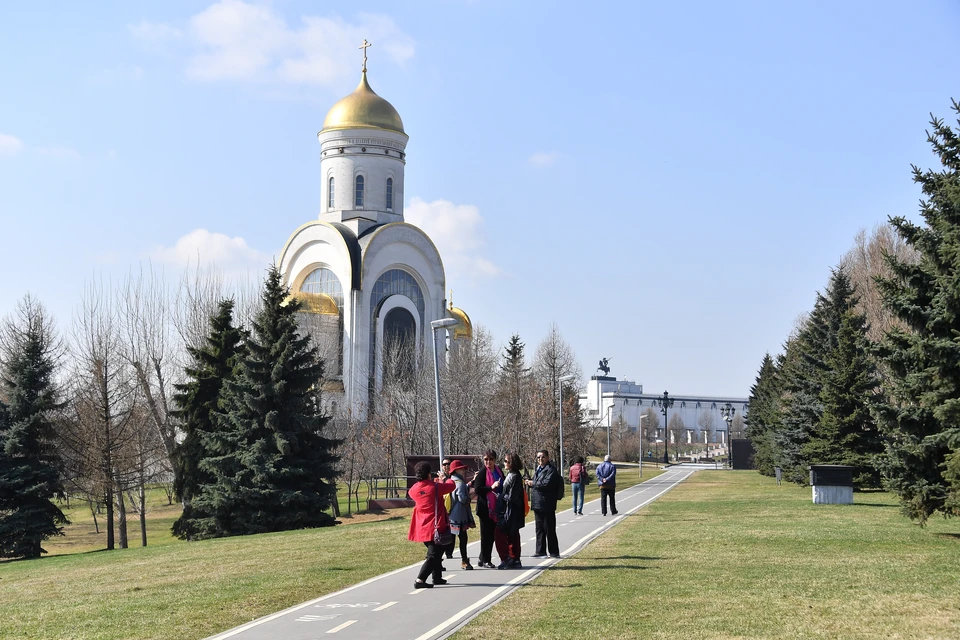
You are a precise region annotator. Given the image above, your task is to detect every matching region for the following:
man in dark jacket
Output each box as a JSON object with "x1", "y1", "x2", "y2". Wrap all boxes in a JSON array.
[{"x1": 525, "y1": 449, "x2": 562, "y2": 558}]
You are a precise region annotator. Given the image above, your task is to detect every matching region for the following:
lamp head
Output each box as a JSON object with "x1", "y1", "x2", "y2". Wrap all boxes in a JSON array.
[{"x1": 431, "y1": 318, "x2": 458, "y2": 330}]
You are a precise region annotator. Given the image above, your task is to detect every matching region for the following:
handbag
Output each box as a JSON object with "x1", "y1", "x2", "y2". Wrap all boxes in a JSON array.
[{"x1": 433, "y1": 485, "x2": 454, "y2": 546}]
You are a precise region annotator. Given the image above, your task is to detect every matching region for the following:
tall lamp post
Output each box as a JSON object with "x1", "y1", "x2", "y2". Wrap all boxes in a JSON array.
[
  {"x1": 430, "y1": 318, "x2": 458, "y2": 465},
  {"x1": 657, "y1": 391, "x2": 674, "y2": 465},
  {"x1": 558, "y1": 374, "x2": 576, "y2": 477},
  {"x1": 638, "y1": 414, "x2": 648, "y2": 478},
  {"x1": 720, "y1": 402, "x2": 735, "y2": 469},
  {"x1": 600, "y1": 404, "x2": 614, "y2": 458}
]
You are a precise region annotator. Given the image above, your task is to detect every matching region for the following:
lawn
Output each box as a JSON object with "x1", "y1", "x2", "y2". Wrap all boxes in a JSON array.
[{"x1": 452, "y1": 470, "x2": 960, "y2": 640}]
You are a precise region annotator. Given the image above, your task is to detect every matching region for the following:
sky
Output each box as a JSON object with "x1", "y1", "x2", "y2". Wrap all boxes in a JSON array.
[{"x1": 1, "y1": 1, "x2": 959, "y2": 398}]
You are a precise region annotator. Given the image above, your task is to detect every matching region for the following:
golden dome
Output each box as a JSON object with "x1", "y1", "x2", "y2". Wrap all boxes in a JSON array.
[
  {"x1": 447, "y1": 306, "x2": 472, "y2": 341},
  {"x1": 322, "y1": 72, "x2": 405, "y2": 134},
  {"x1": 283, "y1": 292, "x2": 339, "y2": 315}
]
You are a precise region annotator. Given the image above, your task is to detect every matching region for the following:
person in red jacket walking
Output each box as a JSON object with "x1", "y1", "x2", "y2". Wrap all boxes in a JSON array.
[{"x1": 408, "y1": 461, "x2": 455, "y2": 589}]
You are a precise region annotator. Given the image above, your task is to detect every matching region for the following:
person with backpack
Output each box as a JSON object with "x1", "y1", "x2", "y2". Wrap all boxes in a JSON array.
[
  {"x1": 525, "y1": 448, "x2": 562, "y2": 559},
  {"x1": 569, "y1": 456, "x2": 587, "y2": 515},
  {"x1": 596, "y1": 454, "x2": 619, "y2": 516}
]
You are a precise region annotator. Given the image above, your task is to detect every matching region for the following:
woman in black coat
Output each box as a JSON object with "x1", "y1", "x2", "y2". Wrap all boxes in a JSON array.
[
  {"x1": 469, "y1": 449, "x2": 504, "y2": 568},
  {"x1": 496, "y1": 452, "x2": 526, "y2": 569}
]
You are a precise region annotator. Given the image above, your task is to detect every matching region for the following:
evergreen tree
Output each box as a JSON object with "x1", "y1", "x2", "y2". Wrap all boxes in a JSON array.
[
  {"x1": 776, "y1": 298, "x2": 830, "y2": 483},
  {"x1": 745, "y1": 353, "x2": 782, "y2": 476},
  {"x1": 0, "y1": 297, "x2": 68, "y2": 558},
  {"x1": 192, "y1": 266, "x2": 340, "y2": 537},
  {"x1": 801, "y1": 268, "x2": 884, "y2": 487},
  {"x1": 170, "y1": 299, "x2": 246, "y2": 539},
  {"x1": 812, "y1": 303, "x2": 884, "y2": 488},
  {"x1": 497, "y1": 334, "x2": 530, "y2": 454},
  {"x1": 875, "y1": 102, "x2": 960, "y2": 523}
]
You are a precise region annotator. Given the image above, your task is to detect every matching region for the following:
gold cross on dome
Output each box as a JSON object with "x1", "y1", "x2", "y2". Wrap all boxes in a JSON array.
[{"x1": 359, "y1": 39, "x2": 372, "y2": 72}]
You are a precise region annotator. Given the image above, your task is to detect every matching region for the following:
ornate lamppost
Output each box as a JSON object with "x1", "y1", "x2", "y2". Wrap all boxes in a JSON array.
[
  {"x1": 657, "y1": 391, "x2": 674, "y2": 465},
  {"x1": 720, "y1": 402, "x2": 735, "y2": 469}
]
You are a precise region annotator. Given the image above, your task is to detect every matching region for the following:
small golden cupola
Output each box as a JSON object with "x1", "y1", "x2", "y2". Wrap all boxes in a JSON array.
[
  {"x1": 447, "y1": 300, "x2": 472, "y2": 341},
  {"x1": 321, "y1": 71, "x2": 405, "y2": 134}
]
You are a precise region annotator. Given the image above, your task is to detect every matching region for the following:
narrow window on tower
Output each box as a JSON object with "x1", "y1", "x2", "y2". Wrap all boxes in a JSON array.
[
  {"x1": 328, "y1": 176, "x2": 335, "y2": 210},
  {"x1": 386, "y1": 177, "x2": 393, "y2": 210},
  {"x1": 355, "y1": 175, "x2": 364, "y2": 208}
]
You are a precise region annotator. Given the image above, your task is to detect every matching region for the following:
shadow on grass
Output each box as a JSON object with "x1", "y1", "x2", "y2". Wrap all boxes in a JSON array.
[
  {"x1": 934, "y1": 532, "x2": 960, "y2": 541},
  {"x1": 851, "y1": 503, "x2": 898, "y2": 508},
  {"x1": 588, "y1": 555, "x2": 661, "y2": 561}
]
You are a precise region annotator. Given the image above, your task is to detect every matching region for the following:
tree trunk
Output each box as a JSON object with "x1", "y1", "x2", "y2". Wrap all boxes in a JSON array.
[
  {"x1": 139, "y1": 483, "x2": 147, "y2": 547},
  {"x1": 105, "y1": 485, "x2": 115, "y2": 550},
  {"x1": 117, "y1": 486, "x2": 128, "y2": 549}
]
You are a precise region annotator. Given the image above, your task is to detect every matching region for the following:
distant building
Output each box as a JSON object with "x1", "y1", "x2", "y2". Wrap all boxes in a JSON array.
[{"x1": 578, "y1": 375, "x2": 748, "y2": 445}]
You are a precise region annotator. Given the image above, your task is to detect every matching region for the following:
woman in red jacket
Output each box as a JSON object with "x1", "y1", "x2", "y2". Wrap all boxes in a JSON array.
[{"x1": 408, "y1": 461, "x2": 456, "y2": 589}]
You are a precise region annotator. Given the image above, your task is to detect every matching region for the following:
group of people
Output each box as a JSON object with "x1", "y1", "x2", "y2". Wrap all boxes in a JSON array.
[{"x1": 405, "y1": 448, "x2": 566, "y2": 589}]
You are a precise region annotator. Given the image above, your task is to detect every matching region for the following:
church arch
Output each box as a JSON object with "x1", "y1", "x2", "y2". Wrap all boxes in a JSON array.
[
  {"x1": 369, "y1": 269, "x2": 425, "y2": 396},
  {"x1": 386, "y1": 177, "x2": 394, "y2": 211},
  {"x1": 296, "y1": 266, "x2": 345, "y2": 376},
  {"x1": 328, "y1": 176, "x2": 335, "y2": 210}
]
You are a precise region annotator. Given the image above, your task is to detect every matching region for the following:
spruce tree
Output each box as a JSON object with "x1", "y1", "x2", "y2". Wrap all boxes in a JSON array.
[
  {"x1": 170, "y1": 299, "x2": 246, "y2": 539},
  {"x1": 875, "y1": 102, "x2": 960, "y2": 523},
  {"x1": 192, "y1": 266, "x2": 340, "y2": 537},
  {"x1": 745, "y1": 353, "x2": 782, "y2": 476},
  {"x1": 800, "y1": 268, "x2": 883, "y2": 487},
  {"x1": 0, "y1": 297, "x2": 68, "y2": 558}
]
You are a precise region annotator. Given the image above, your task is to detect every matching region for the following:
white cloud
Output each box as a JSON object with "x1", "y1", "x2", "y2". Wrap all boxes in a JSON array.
[
  {"x1": 147, "y1": 228, "x2": 271, "y2": 273},
  {"x1": 528, "y1": 151, "x2": 560, "y2": 167},
  {"x1": 136, "y1": 1, "x2": 415, "y2": 86},
  {"x1": 128, "y1": 20, "x2": 184, "y2": 56},
  {"x1": 405, "y1": 197, "x2": 503, "y2": 281},
  {"x1": 34, "y1": 146, "x2": 81, "y2": 160},
  {"x1": 0, "y1": 133, "x2": 24, "y2": 156}
]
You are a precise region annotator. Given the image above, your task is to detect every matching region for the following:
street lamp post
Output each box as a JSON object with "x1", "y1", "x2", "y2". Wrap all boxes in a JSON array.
[
  {"x1": 639, "y1": 414, "x2": 648, "y2": 478},
  {"x1": 599, "y1": 404, "x2": 614, "y2": 458},
  {"x1": 720, "y1": 402, "x2": 735, "y2": 469},
  {"x1": 430, "y1": 318, "x2": 458, "y2": 465},
  {"x1": 657, "y1": 391, "x2": 674, "y2": 465},
  {"x1": 558, "y1": 374, "x2": 576, "y2": 477}
]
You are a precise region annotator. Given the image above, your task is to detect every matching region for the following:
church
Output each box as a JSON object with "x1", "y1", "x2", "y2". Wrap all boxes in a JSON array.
[{"x1": 278, "y1": 49, "x2": 471, "y2": 420}]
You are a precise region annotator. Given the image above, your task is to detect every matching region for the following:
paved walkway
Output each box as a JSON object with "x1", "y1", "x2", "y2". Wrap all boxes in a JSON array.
[{"x1": 206, "y1": 465, "x2": 701, "y2": 640}]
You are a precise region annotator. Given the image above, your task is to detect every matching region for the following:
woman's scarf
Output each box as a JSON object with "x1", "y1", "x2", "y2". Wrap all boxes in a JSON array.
[{"x1": 485, "y1": 466, "x2": 503, "y2": 521}]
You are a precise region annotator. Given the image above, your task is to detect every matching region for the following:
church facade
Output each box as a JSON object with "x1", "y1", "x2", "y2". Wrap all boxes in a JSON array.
[{"x1": 278, "y1": 65, "x2": 470, "y2": 419}]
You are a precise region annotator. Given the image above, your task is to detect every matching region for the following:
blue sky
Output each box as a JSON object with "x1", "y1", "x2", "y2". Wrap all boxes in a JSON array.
[{"x1": 1, "y1": 1, "x2": 958, "y2": 397}]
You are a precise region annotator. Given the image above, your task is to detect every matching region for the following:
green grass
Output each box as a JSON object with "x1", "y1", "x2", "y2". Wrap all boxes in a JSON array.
[
  {"x1": 452, "y1": 470, "x2": 960, "y2": 640},
  {"x1": 4, "y1": 470, "x2": 958, "y2": 639},
  {"x1": 1, "y1": 515, "x2": 424, "y2": 640}
]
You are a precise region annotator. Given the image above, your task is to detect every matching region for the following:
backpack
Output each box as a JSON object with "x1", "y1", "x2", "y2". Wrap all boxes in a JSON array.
[
  {"x1": 569, "y1": 464, "x2": 582, "y2": 484},
  {"x1": 555, "y1": 469, "x2": 565, "y2": 501}
]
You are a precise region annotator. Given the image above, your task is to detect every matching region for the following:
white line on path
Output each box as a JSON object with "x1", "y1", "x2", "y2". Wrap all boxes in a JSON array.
[
  {"x1": 371, "y1": 602, "x2": 397, "y2": 611},
  {"x1": 326, "y1": 620, "x2": 357, "y2": 633}
]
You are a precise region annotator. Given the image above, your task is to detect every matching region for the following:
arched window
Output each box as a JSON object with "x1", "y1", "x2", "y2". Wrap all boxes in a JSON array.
[
  {"x1": 355, "y1": 175, "x2": 364, "y2": 208},
  {"x1": 386, "y1": 177, "x2": 393, "y2": 210},
  {"x1": 328, "y1": 176, "x2": 335, "y2": 210}
]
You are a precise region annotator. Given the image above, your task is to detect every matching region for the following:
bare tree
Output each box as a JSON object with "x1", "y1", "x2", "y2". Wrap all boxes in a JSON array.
[
  {"x1": 668, "y1": 413, "x2": 686, "y2": 461},
  {"x1": 698, "y1": 411, "x2": 715, "y2": 445},
  {"x1": 841, "y1": 224, "x2": 918, "y2": 342},
  {"x1": 443, "y1": 326, "x2": 498, "y2": 457},
  {"x1": 63, "y1": 279, "x2": 143, "y2": 550}
]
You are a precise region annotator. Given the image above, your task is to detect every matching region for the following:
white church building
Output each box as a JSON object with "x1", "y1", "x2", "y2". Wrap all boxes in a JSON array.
[{"x1": 278, "y1": 57, "x2": 470, "y2": 419}]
